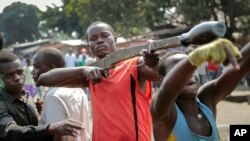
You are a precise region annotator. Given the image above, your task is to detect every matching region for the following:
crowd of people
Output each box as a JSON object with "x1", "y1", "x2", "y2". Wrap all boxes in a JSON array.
[{"x1": 0, "y1": 21, "x2": 250, "y2": 141}]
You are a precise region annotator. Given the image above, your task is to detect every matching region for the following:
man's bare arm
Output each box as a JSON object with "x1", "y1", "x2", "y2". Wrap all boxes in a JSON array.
[
  {"x1": 199, "y1": 42, "x2": 250, "y2": 111},
  {"x1": 37, "y1": 66, "x2": 108, "y2": 87}
]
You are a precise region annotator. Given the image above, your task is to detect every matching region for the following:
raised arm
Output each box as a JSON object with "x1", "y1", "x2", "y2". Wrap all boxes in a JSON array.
[
  {"x1": 151, "y1": 55, "x2": 197, "y2": 120},
  {"x1": 37, "y1": 66, "x2": 108, "y2": 87},
  {"x1": 151, "y1": 38, "x2": 241, "y2": 120},
  {"x1": 198, "y1": 42, "x2": 250, "y2": 112}
]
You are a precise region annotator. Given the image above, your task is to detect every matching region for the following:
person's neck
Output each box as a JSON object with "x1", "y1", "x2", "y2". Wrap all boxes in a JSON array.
[
  {"x1": 176, "y1": 96, "x2": 199, "y2": 117},
  {"x1": 4, "y1": 88, "x2": 23, "y2": 99},
  {"x1": 12, "y1": 92, "x2": 23, "y2": 100}
]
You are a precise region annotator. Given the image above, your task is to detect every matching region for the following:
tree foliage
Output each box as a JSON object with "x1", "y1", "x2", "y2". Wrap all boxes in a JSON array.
[
  {"x1": 1, "y1": 0, "x2": 249, "y2": 47},
  {"x1": 0, "y1": 2, "x2": 40, "y2": 46},
  {"x1": 169, "y1": 0, "x2": 250, "y2": 41},
  {"x1": 40, "y1": 4, "x2": 81, "y2": 38},
  {"x1": 62, "y1": 0, "x2": 169, "y2": 38},
  {"x1": 61, "y1": 0, "x2": 250, "y2": 41}
]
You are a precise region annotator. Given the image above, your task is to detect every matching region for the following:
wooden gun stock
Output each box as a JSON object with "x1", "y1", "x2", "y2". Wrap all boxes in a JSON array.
[{"x1": 89, "y1": 21, "x2": 226, "y2": 69}]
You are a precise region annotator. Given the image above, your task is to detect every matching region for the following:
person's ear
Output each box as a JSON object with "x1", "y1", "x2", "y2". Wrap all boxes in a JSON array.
[
  {"x1": 51, "y1": 64, "x2": 56, "y2": 69},
  {"x1": 47, "y1": 64, "x2": 56, "y2": 70},
  {"x1": 114, "y1": 36, "x2": 117, "y2": 43}
]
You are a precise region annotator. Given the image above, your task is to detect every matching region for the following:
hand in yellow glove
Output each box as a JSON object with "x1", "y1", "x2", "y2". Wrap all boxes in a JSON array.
[{"x1": 188, "y1": 38, "x2": 242, "y2": 68}]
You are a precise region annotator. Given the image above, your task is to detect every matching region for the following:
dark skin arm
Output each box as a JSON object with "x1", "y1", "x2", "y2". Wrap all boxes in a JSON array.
[
  {"x1": 0, "y1": 102, "x2": 82, "y2": 141},
  {"x1": 37, "y1": 49, "x2": 159, "y2": 89},
  {"x1": 151, "y1": 56, "x2": 197, "y2": 141},
  {"x1": 152, "y1": 40, "x2": 246, "y2": 121},
  {"x1": 37, "y1": 66, "x2": 107, "y2": 87},
  {"x1": 151, "y1": 39, "x2": 243, "y2": 141},
  {"x1": 151, "y1": 57, "x2": 196, "y2": 121},
  {"x1": 137, "y1": 49, "x2": 160, "y2": 92},
  {"x1": 198, "y1": 42, "x2": 250, "y2": 116}
]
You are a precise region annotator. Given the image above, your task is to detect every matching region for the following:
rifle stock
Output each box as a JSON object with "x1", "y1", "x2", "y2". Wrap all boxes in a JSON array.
[{"x1": 89, "y1": 21, "x2": 226, "y2": 69}]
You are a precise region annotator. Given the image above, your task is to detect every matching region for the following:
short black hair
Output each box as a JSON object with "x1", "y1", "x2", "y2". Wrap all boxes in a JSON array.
[
  {"x1": 160, "y1": 49, "x2": 186, "y2": 63},
  {"x1": 35, "y1": 47, "x2": 65, "y2": 68},
  {"x1": 0, "y1": 51, "x2": 19, "y2": 65},
  {"x1": 158, "y1": 49, "x2": 186, "y2": 76},
  {"x1": 86, "y1": 21, "x2": 115, "y2": 39}
]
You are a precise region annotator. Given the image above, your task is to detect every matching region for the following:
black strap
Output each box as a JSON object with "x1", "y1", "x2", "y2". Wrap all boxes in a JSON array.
[{"x1": 130, "y1": 75, "x2": 138, "y2": 141}]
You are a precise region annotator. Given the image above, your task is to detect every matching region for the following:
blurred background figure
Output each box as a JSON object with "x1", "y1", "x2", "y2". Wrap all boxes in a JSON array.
[
  {"x1": 197, "y1": 62, "x2": 208, "y2": 85},
  {"x1": 19, "y1": 55, "x2": 27, "y2": 67},
  {"x1": 207, "y1": 61, "x2": 221, "y2": 81},
  {"x1": 245, "y1": 72, "x2": 250, "y2": 88},
  {"x1": 76, "y1": 48, "x2": 88, "y2": 67},
  {"x1": 23, "y1": 58, "x2": 36, "y2": 99},
  {"x1": 64, "y1": 47, "x2": 76, "y2": 67}
]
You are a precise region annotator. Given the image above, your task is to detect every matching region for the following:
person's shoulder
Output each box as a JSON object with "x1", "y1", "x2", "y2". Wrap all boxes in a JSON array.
[
  {"x1": 117, "y1": 57, "x2": 137, "y2": 66},
  {"x1": 56, "y1": 87, "x2": 77, "y2": 93},
  {"x1": 128, "y1": 57, "x2": 138, "y2": 62},
  {"x1": 0, "y1": 92, "x2": 8, "y2": 105},
  {"x1": 50, "y1": 88, "x2": 86, "y2": 103},
  {"x1": 50, "y1": 87, "x2": 83, "y2": 97},
  {"x1": 0, "y1": 99, "x2": 9, "y2": 111}
]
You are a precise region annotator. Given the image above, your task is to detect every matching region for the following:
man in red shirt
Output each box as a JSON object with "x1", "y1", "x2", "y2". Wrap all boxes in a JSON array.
[
  {"x1": 36, "y1": 21, "x2": 159, "y2": 141},
  {"x1": 207, "y1": 61, "x2": 221, "y2": 80}
]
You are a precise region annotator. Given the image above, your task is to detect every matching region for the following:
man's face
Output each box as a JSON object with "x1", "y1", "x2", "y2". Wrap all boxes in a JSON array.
[
  {"x1": 87, "y1": 23, "x2": 117, "y2": 59},
  {"x1": 0, "y1": 60, "x2": 25, "y2": 94},
  {"x1": 31, "y1": 54, "x2": 51, "y2": 83}
]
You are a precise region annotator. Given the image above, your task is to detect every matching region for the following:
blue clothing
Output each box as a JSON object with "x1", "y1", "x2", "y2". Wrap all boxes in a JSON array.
[{"x1": 168, "y1": 101, "x2": 220, "y2": 141}]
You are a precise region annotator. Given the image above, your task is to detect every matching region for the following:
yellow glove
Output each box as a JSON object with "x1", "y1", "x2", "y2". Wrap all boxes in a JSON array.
[{"x1": 188, "y1": 38, "x2": 242, "y2": 67}]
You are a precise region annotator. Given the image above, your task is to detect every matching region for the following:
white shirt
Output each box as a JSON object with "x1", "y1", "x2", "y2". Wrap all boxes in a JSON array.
[
  {"x1": 65, "y1": 53, "x2": 77, "y2": 67},
  {"x1": 41, "y1": 87, "x2": 90, "y2": 141},
  {"x1": 197, "y1": 62, "x2": 207, "y2": 75}
]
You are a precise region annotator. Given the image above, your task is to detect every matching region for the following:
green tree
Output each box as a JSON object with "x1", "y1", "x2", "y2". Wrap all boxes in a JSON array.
[
  {"x1": 170, "y1": 0, "x2": 250, "y2": 41},
  {"x1": 40, "y1": 4, "x2": 82, "y2": 38},
  {"x1": 41, "y1": 0, "x2": 250, "y2": 43},
  {"x1": 0, "y1": 2, "x2": 41, "y2": 47},
  {"x1": 63, "y1": 0, "x2": 168, "y2": 38}
]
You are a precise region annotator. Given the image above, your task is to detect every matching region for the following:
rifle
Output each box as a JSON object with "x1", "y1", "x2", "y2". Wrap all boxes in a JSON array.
[{"x1": 88, "y1": 21, "x2": 226, "y2": 69}]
